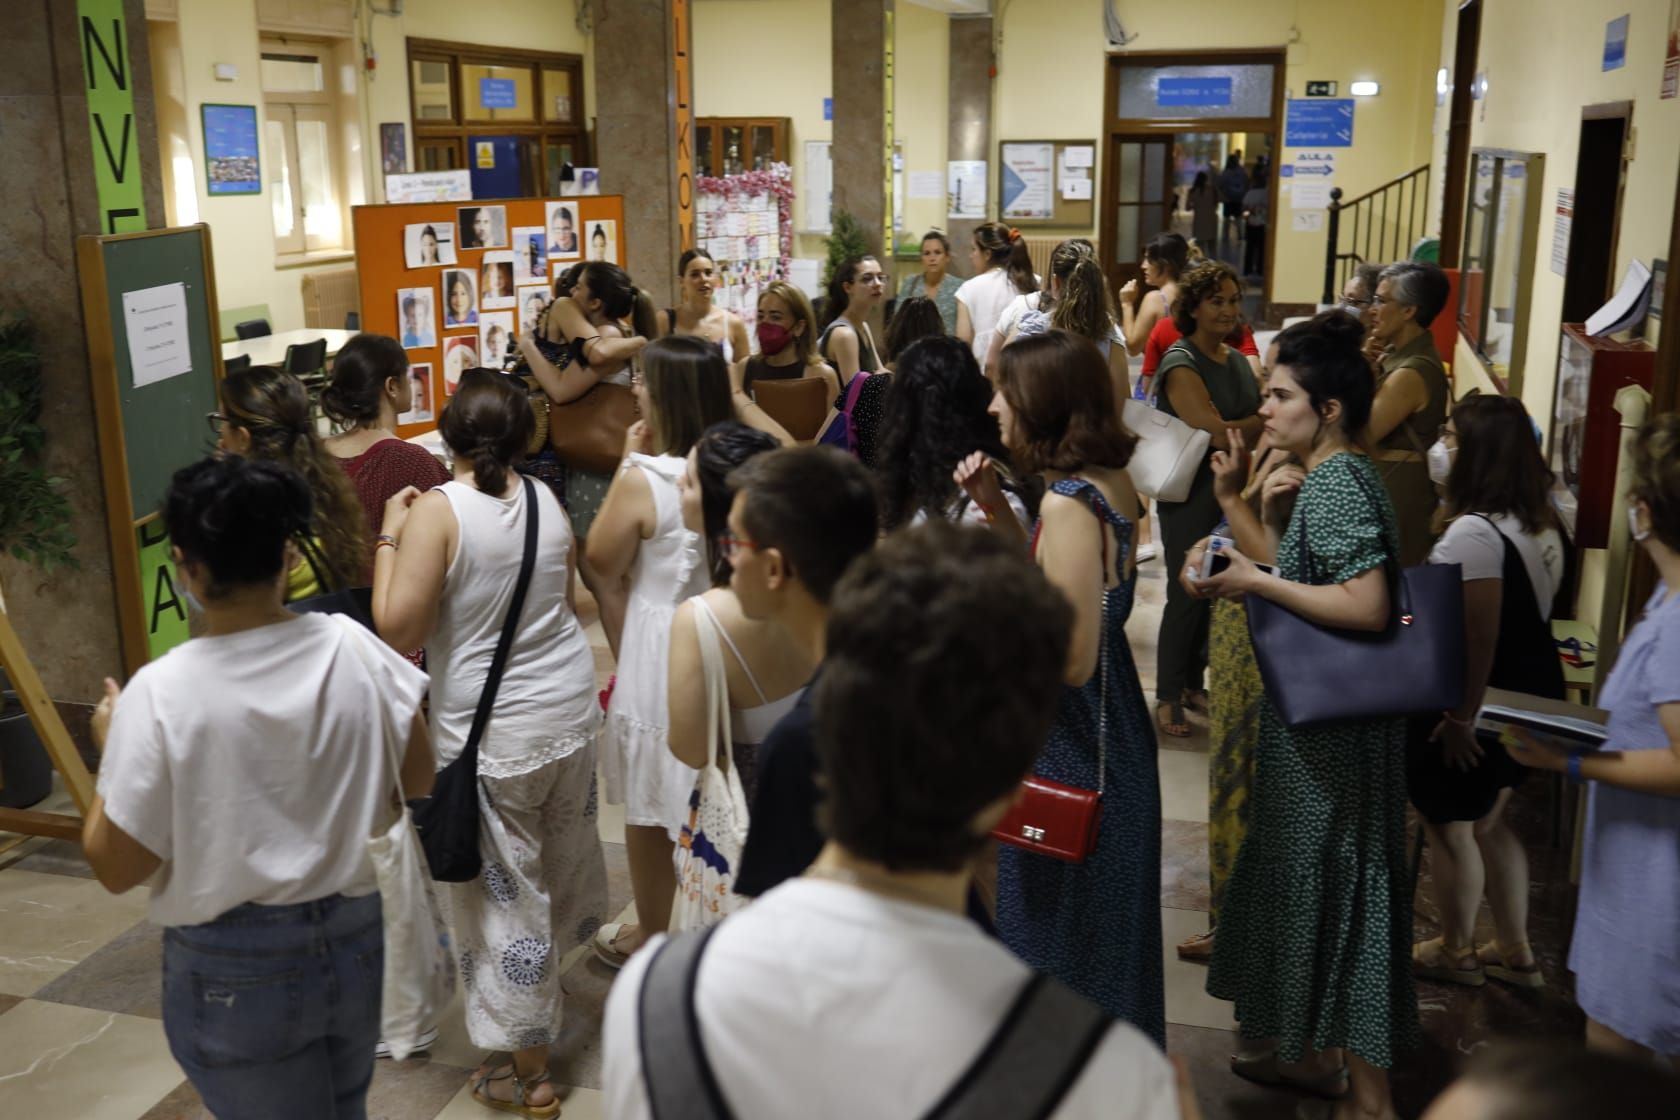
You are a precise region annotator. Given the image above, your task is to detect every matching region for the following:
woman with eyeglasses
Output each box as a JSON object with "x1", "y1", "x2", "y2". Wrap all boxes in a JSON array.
[
  {"x1": 588, "y1": 336, "x2": 735, "y2": 969},
  {"x1": 896, "y1": 231, "x2": 962, "y2": 334},
  {"x1": 213, "y1": 366, "x2": 366, "y2": 601},
  {"x1": 819, "y1": 255, "x2": 887, "y2": 388}
]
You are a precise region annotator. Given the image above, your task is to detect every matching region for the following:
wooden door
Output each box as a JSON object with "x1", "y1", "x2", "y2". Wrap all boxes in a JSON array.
[{"x1": 1103, "y1": 134, "x2": 1175, "y2": 295}]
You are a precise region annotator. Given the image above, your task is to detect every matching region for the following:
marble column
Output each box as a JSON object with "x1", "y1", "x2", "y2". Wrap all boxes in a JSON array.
[
  {"x1": 832, "y1": 1, "x2": 892, "y2": 332},
  {"x1": 594, "y1": 0, "x2": 692, "y2": 308},
  {"x1": 945, "y1": 14, "x2": 992, "y2": 277},
  {"x1": 1, "y1": 0, "x2": 163, "y2": 702}
]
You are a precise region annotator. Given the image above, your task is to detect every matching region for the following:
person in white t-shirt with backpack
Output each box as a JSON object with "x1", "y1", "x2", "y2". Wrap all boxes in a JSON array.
[
  {"x1": 1408, "y1": 394, "x2": 1566, "y2": 991},
  {"x1": 83, "y1": 454, "x2": 435, "y2": 1120},
  {"x1": 603, "y1": 521, "x2": 1194, "y2": 1120}
]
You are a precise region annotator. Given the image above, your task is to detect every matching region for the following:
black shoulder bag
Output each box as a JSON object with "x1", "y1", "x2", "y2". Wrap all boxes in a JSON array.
[
  {"x1": 410, "y1": 477, "x2": 541, "y2": 882},
  {"x1": 289, "y1": 536, "x2": 376, "y2": 631}
]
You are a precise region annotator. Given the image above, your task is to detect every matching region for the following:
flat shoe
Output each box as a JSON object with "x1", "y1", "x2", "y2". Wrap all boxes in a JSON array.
[
  {"x1": 1412, "y1": 937, "x2": 1486, "y2": 987},
  {"x1": 1477, "y1": 942, "x2": 1544, "y2": 989},
  {"x1": 1229, "y1": 1052, "x2": 1348, "y2": 1099},
  {"x1": 592, "y1": 921, "x2": 634, "y2": 970},
  {"x1": 1177, "y1": 930, "x2": 1215, "y2": 962}
]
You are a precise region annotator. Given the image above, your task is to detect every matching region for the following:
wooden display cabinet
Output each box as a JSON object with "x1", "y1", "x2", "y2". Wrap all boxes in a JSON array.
[
  {"x1": 1549, "y1": 323, "x2": 1655, "y2": 550},
  {"x1": 695, "y1": 118, "x2": 789, "y2": 177}
]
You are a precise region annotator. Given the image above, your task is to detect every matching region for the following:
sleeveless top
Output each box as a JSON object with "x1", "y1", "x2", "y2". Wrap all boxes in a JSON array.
[
  {"x1": 665, "y1": 308, "x2": 735, "y2": 363},
  {"x1": 1377, "y1": 331, "x2": 1450, "y2": 459},
  {"x1": 691, "y1": 595, "x2": 804, "y2": 747},
  {"x1": 427, "y1": 480, "x2": 600, "y2": 778},
  {"x1": 817, "y1": 318, "x2": 881, "y2": 378},
  {"x1": 741, "y1": 355, "x2": 806, "y2": 395}
]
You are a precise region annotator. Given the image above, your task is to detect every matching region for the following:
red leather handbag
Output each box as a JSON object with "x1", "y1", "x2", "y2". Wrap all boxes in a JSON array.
[{"x1": 991, "y1": 777, "x2": 1101, "y2": 863}]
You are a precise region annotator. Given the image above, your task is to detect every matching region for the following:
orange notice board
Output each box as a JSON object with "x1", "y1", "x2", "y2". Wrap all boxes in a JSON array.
[{"x1": 350, "y1": 196, "x2": 628, "y2": 439}]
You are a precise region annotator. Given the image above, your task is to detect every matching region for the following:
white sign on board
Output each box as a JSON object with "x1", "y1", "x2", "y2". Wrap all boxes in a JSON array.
[{"x1": 122, "y1": 282, "x2": 192, "y2": 388}]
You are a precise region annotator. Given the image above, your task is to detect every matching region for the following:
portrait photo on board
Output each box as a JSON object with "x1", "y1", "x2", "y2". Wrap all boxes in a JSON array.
[
  {"x1": 396, "y1": 287, "x2": 437, "y2": 349},
  {"x1": 458, "y1": 205, "x2": 507, "y2": 250},
  {"x1": 587, "y1": 220, "x2": 618, "y2": 264},
  {"x1": 545, "y1": 201, "x2": 581, "y2": 259},
  {"x1": 479, "y1": 311, "x2": 514, "y2": 370},
  {"x1": 444, "y1": 337, "x2": 479, "y2": 394},
  {"x1": 404, "y1": 222, "x2": 456, "y2": 268},
  {"x1": 518, "y1": 284, "x2": 549, "y2": 339},
  {"x1": 400, "y1": 363, "x2": 434, "y2": 424},
  {"x1": 442, "y1": 269, "x2": 479, "y2": 327},
  {"x1": 512, "y1": 226, "x2": 548, "y2": 282},
  {"x1": 479, "y1": 252, "x2": 517, "y2": 310}
]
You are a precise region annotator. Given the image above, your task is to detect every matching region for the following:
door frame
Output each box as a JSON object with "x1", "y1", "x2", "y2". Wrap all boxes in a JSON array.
[
  {"x1": 1102, "y1": 134, "x2": 1176, "y2": 294},
  {"x1": 1439, "y1": 0, "x2": 1482, "y2": 269},
  {"x1": 1100, "y1": 49, "x2": 1286, "y2": 310}
]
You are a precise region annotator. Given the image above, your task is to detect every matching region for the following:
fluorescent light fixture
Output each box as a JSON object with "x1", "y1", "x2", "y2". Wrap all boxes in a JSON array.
[
  {"x1": 1350, "y1": 80, "x2": 1381, "y2": 97},
  {"x1": 1436, "y1": 68, "x2": 1450, "y2": 95}
]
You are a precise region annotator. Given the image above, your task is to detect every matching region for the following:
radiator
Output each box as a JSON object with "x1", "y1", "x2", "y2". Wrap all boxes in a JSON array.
[
  {"x1": 1021, "y1": 236, "x2": 1061, "y2": 280},
  {"x1": 301, "y1": 266, "x2": 360, "y2": 331}
]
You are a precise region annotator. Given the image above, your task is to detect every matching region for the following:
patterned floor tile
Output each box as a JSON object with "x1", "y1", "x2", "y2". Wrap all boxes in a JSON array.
[
  {"x1": 0, "y1": 1001, "x2": 180, "y2": 1120},
  {"x1": 0, "y1": 869, "x2": 149, "y2": 997},
  {"x1": 32, "y1": 918, "x2": 163, "y2": 1019},
  {"x1": 1161, "y1": 819, "x2": 1211, "y2": 911}
]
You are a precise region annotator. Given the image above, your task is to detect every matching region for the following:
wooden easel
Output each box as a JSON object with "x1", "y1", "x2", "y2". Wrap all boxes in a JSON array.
[{"x1": 0, "y1": 589, "x2": 94, "y2": 845}]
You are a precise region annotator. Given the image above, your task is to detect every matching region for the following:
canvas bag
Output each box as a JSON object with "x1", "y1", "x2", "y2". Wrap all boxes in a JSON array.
[
  {"x1": 337, "y1": 618, "x2": 455, "y2": 1061},
  {"x1": 1122, "y1": 342, "x2": 1212, "y2": 503},
  {"x1": 669, "y1": 598, "x2": 752, "y2": 931}
]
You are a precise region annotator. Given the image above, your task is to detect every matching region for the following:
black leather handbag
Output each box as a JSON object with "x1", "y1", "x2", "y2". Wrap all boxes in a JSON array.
[
  {"x1": 409, "y1": 477, "x2": 540, "y2": 882},
  {"x1": 1246, "y1": 468, "x2": 1465, "y2": 728}
]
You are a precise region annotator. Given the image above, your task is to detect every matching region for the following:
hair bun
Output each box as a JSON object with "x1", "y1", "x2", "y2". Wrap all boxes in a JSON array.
[{"x1": 1314, "y1": 308, "x2": 1367, "y2": 349}]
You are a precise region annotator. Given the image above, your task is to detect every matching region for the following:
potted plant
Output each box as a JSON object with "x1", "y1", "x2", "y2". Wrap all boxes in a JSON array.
[
  {"x1": 0, "y1": 311, "x2": 76, "y2": 809},
  {"x1": 817, "y1": 210, "x2": 875, "y2": 322}
]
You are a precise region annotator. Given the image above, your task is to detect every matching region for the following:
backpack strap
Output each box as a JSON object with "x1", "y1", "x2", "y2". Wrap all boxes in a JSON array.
[
  {"x1": 923, "y1": 974, "x2": 1112, "y2": 1120},
  {"x1": 638, "y1": 926, "x2": 734, "y2": 1120}
]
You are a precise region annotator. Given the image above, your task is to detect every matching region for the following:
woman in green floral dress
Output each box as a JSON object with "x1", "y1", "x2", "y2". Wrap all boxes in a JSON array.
[{"x1": 1186, "y1": 312, "x2": 1416, "y2": 1120}]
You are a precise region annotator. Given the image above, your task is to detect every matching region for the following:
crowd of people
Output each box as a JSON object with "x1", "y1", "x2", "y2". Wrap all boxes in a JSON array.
[{"x1": 73, "y1": 222, "x2": 1680, "y2": 1120}]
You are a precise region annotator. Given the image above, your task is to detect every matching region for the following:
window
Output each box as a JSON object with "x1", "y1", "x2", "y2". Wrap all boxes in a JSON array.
[
  {"x1": 261, "y1": 42, "x2": 346, "y2": 256},
  {"x1": 406, "y1": 39, "x2": 587, "y2": 198},
  {"x1": 1458, "y1": 148, "x2": 1545, "y2": 391}
]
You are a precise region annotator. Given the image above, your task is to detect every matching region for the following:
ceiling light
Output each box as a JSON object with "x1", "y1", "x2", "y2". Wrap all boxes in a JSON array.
[{"x1": 1351, "y1": 80, "x2": 1381, "y2": 97}]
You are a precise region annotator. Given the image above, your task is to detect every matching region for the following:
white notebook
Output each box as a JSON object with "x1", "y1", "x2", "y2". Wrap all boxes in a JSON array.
[{"x1": 1477, "y1": 687, "x2": 1610, "y2": 750}]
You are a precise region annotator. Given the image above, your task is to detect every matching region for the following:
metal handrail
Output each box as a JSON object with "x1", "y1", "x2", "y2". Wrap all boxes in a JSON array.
[{"x1": 1321, "y1": 164, "x2": 1431, "y2": 304}]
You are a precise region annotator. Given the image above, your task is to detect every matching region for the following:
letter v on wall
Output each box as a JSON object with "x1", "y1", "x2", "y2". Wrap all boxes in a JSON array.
[{"x1": 77, "y1": 0, "x2": 147, "y2": 233}]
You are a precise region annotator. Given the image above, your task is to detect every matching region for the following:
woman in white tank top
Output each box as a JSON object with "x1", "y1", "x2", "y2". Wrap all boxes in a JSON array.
[
  {"x1": 586, "y1": 337, "x2": 737, "y2": 967},
  {"x1": 373, "y1": 369, "x2": 605, "y2": 1118}
]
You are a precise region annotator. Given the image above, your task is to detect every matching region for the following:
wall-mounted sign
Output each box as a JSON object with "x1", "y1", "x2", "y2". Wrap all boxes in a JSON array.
[
  {"x1": 479, "y1": 77, "x2": 517, "y2": 109},
  {"x1": 1157, "y1": 77, "x2": 1233, "y2": 107},
  {"x1": 1305, "y1": 81, "x2": 1338, "y2": 97},
  {"x1": 1285, "y1": 99, "x2": 1354, "y2": 147},
  {"x1": 201, "y1": 103, "x2": 261, "y2": 194},
  {"x1": 1603, "y1": 14, "x2": 1630, "y2": 72},
  {"x1": 823, "y1": 97, "x2": 833, "y2": 121}
]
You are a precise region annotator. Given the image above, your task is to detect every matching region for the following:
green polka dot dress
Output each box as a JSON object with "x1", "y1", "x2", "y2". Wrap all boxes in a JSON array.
[{"x1": 1205, "y1": 452, "x2": 1420, "y2": 1069}]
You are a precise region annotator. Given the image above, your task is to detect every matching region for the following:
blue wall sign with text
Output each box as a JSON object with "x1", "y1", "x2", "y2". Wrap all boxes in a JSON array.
[
  {"x1": 1285, "y1": 99, "x2": 1354, "y2": 148},
  {"x1": 823, "y1": 97, "x2": 833, "y2": 121},
  {"x1": 479, "y1": 78, "x2": 517, "y2": 109},
  {"x1": 1157, "y1": 77, "x2": 1233, "y2": 107},
  {"x1": 1603, "y1": 15, "x2": 1629, "y2": 71}
]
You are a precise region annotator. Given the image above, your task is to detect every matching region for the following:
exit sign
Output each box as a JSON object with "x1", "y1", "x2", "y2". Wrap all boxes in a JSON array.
[{"x1": 1306, "y1": 81, "x2": 1338, "y2": 97}]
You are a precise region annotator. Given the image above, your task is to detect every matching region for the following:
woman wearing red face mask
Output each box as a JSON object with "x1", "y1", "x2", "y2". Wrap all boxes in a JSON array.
[{"x1": 731, "y1": 281, "x2": 841, "y2": 411}]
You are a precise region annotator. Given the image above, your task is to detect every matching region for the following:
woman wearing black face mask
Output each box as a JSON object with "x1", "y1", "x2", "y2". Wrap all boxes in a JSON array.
[{"x1": 730, "y1": 280, "x2": 840, "y2": 407}]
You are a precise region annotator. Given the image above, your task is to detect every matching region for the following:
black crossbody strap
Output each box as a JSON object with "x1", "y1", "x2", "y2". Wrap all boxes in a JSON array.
[
  {"x1": 639, "y1": 927, "x2": 733, "y2": 1120},
  {"x1": 924, "y1": 974, "x2": 1113, "y2": 1120},
  {"x1": 462, "y1": 477, "x2": 540, "y2": 763}
]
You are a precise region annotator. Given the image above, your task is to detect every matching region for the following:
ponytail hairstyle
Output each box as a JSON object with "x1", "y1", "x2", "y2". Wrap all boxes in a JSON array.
[
  {"x1": 162, "y1": 455, "x2": 313, "y2": 600},
  {"x1": 822, "y1": 255, "x2": 882, "y2": 331},
  {"x1": 693, "y1": 421, "x2": 782, "y2": 584},
  {"x1": 1273, "y1": 311, "x2": 1375, "y2": 441},
  {"x1": 321, "y1": 333, "x2": 407, "y2": 429},
  {"x1": 1142, "y1": 232, "x2": 1191, "y2": 283},
  {"x1": 436, "y1": 368, "x2": 533, "y2": 497},
  {"x1": 220, "y1": 365, "x2": 365, "y2": 590},
  {"x1": 580, "y1": 261, "x2": 658, "y2": 339},
  {"x1": 972, "y1": 221, "x2": 1037, "y2": 295}
]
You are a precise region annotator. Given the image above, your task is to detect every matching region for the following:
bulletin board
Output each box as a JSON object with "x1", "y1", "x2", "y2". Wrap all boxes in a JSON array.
[
  {"x1": 695, "y1": 164, "x2": 794, "y2": 317},
  {"x1": 350, "y1": 195, "x2": 628, "y2": 440},
  {"x1": 998, "y1": 140, "x2": 1097, "y2": 228},
  {"x1": 76, "y1": 224, "x2": 224, "y2": 676}
]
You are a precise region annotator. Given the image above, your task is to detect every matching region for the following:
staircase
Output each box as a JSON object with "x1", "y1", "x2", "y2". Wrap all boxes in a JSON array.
[{"x1": 1321, "y1": 164, "x2": 1431, "y2": 303}]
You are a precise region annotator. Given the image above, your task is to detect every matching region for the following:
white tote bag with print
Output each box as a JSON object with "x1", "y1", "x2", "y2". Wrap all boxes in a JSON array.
[{"x1": 670, "y1": 599, "x2": 753, "y2": 932}]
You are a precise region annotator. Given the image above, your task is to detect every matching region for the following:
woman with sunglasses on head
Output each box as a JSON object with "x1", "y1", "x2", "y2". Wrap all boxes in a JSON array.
[
  {"x1": 1407, "y1": 395, "x2": 1564, "y2": 992},
  {"x1": 1505, "y1": 414, "x2": 1680, "y2": 1064},
  {"x1": 896, "y1": 230, "x2": 962, "y2": 334},
  {"x1": 1185, "y1": 311, "x2": 1416, "y2": 1120},
  {"x1": 955, "y1": 221, "x2": 1038, "y2": 366},
  {"x1": 658, "y1": 249, "x2": 752, "y2": 363},
  {"x1": 588, "y1": 336, "x2": 735, "y2": 969},
  {"x1": 214, "y1": 366, "x2": 366, "y2": 601}
]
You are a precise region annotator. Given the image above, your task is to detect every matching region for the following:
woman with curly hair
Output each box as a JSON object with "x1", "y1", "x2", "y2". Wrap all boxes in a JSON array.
[
  {"x1": 873, "y1": 336, "x2": 1033, "y2": 532},
  {"x1": 215, "y1": 365, "x2": 366, "y2": 599}
]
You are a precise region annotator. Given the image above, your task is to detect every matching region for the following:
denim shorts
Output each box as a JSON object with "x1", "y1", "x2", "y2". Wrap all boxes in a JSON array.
[{"x1": 161, "y1": 892, "x2": 384, "y2": 1120}]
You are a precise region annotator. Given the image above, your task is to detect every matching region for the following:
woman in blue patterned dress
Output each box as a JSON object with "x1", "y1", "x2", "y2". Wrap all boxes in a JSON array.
[
  {"x1": 956, "y1": 328, "x2": 1165, "y2": 1046},
  {"x1": 1186, "y1": 312, "x2": 1415, "y2": 1120}
]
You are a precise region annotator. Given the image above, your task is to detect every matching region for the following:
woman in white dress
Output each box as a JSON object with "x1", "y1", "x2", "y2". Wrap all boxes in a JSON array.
[
  {"x1": 587, "y1": 336, "x2": 737, "y2": 966},
  {"x1": 955, "y1": 220, "x2": 1039, "y2": 366},
  {"x1": 374, "y1": 369, "x2": 606, "y2": 1119}
]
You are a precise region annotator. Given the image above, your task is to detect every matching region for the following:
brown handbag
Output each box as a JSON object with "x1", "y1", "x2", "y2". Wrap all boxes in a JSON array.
[{"x1": 547, "y1": 380, "x2": 638, "y2": 475}]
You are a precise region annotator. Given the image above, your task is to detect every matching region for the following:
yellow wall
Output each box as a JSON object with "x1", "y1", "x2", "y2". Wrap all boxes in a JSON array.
[
  {"x1": 893, "y1": 1, "x2": 950, "y2": 253},
  {"x1": 692, "y1": 0, "x2": 833, "y2": 261}
]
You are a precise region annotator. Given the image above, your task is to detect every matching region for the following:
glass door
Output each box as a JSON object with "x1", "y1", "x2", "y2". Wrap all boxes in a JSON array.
[{"x1": 1104, "y1": 135, "x2": 1174, "y2": 295}]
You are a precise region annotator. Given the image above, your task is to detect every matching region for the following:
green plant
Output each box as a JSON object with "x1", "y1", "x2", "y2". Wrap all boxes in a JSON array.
[
  {"x1": 823, "y1": 210, "x2": 873, "y2": 288},
  {"x1": 0, "y1": 314, "x2": 77, "y2": 571}
]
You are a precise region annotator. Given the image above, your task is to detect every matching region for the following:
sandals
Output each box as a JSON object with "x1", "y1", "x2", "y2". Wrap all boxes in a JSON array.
[
  {"x1": 471, "y1": 1066, "x2": 560, "y2": 1119},
  {"x1": 1176, "y1": 929, "x2": 1215, "y2": 962},
  {"x1": 1477, "y1": 941, "x2": 1545, "y2": 989},
  {"x1": 1229, "y1": 1051, "x2": 1348, "y2": 1099},
  {"x1": 592, "y1": 921, "x2": 639, "y2": 970},
  {"x1": 1182, "y1": 688, "x2": 1211, "y2": 716},
  {"x1": 1411, "y1": 937, "x2": 1486, "y2": 987},
  {"x1": 1156, "y1": 701, "x2": 1191, "y2": 739}
]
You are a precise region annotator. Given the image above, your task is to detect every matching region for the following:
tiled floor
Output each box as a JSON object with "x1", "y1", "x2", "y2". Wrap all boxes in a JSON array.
[{"x1": 0, "y1": 517, "x2": 1585, "y2": 1119}]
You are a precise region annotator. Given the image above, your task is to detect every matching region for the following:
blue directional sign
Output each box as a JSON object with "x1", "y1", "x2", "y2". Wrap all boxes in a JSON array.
[
  {"x1": 479, "y1": 78, "x2": 517, "y2": 109},
  {"x1": 1285, "y1": 99, "x2": 1354, "y2": 148},
  {"x1": 1157, "y1": 77, "x2": 1233, "y2": 107}
]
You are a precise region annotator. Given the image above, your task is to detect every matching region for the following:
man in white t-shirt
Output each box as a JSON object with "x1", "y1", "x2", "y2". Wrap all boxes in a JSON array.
[{"x1": 603, "y1": 522, "x2": 1187, "y2": 1120}]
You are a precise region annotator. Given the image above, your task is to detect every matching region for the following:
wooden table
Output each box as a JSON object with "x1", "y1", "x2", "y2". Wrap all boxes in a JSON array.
[{"x1": 221, "y1": 328, "x2": 358, "y2": 369}]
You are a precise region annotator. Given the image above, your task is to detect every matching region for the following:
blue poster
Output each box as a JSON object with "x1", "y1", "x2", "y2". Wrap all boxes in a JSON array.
[
  {"x1": 1285, "y1": 99, "x2": 1355, "y2": 148},
  {"x1": 479, "y1": 78, "x2": 517, "y2": 109},
  {"x1": 823, "y1": 97, "x2": 833, "y2": 121},
  {"x1": 1157, "y1": 77, "x2": 1233, "y2": 107},
  {"x1": 1603, "y1": 15, "x2": 1629, "y2": 71},
  {"x1": 201, "y1": 103, "x2": 260, "y2": 195}
]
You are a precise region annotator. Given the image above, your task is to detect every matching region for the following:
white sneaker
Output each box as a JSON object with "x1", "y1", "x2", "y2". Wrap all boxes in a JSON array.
[
  {"x1": 376, "y1": 1026, "x2": 439, "y2": 1059},
  {"x1": 1136, "y1": 543, "x2": 1159, "y2": 563}
]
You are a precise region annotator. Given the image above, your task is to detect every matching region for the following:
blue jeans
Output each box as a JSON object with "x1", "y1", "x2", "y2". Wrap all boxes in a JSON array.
[{"x1": 162, "y1": 892, "x2": 384, "y2": 1120}]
